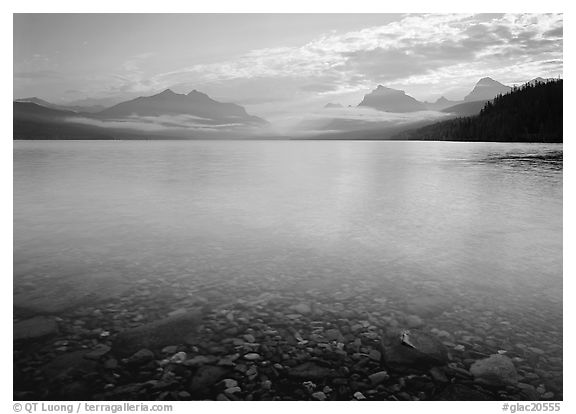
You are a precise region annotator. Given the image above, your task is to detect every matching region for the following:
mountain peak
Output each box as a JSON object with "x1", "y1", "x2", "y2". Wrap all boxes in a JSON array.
[
  {"x1": 158, "y1": 89, "x2": 177, "y2": 96},
  {"x1": 465, "y1": 77, "x2": 511, "y2": 102},
  {"x1": 373, "y1": 85, "x2": 405, "y2": 95},
  {"x1": 359, "y1": 85, "x2": 426, "y2": 112},
  {"x1": 187, "y1": 89, "x2": 210, "y2": 98}
]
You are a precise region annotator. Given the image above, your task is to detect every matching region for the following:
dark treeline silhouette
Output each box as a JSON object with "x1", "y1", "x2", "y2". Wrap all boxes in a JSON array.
[{"x1": 393, "y1": 79, "x2": 562, "y2": 142}]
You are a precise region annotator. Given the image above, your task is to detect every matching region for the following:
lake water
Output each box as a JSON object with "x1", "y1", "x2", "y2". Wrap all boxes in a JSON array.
[{"x1": 13, "y1": 140, "x2": 563, "y2": 400}]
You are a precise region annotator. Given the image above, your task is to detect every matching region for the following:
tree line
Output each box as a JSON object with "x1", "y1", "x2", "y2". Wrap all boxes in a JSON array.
[{"x1": 393, "y1": 79, "x2": 562, "y2": 142}]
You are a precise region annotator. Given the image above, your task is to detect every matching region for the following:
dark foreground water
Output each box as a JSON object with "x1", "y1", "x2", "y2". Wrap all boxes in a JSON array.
[{"x1": 13, "y1": 140, "x2": 562, "y2": 401}]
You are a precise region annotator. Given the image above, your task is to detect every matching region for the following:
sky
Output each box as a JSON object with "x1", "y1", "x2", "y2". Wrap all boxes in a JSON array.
[{"x1": 14, "y1": 13, "x2": 563, "y2": 119}]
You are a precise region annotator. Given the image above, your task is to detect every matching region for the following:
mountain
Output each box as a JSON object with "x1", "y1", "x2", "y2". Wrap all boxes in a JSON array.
[
  {"x1": 441, "y1": 100, "x2": 488, "y2": 117},
  {"x1": 425, "y1": 96, "x2": 460, "y2": 110},
  {"x1": 13, "y1": 102, "x2": 115, "y2": 140},
  {"x1": 324, "y1": 103, "x2": 343, "y2": 109},
  {"x1": 358, "y1": 85, "x2": 427, "y2": 112},
  {"x1": 392, "y1": 79, "x2": 562, "y2": 143},
  {"x1": 464, "y1": 77, "x2": 511, "y2": 102},
  {"x1": 14, "y1": 97, "x2": 106, "y2": 114},
  {"x1": 98, "y1": 89, "x2": 267, "y2": 125}
]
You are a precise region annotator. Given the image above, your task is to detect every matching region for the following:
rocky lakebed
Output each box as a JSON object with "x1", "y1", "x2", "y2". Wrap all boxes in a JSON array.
[{"x1": 13, "y1": 274, "x2": 563, "y2": 401}]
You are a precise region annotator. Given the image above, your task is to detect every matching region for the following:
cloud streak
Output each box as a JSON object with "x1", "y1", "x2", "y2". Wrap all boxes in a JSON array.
[{"x1": 149, "y1": 13, "x2": 562, "y2": 102}]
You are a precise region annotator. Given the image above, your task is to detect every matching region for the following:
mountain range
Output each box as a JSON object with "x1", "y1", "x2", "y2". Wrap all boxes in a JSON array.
[{"x1": 13, "y1": 76, "x2": 560, "y2": 141}]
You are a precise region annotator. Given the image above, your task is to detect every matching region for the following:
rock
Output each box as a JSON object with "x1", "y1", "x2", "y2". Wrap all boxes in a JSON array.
[
  {"x1": 325, "y1": 329, "x2": 344, "y2": 342},
  {"x1": 178, "y1": 391, "x2": 191, "y2": 399},
  {"x1": 290, "y1": 303, "x2": 312, "y2": 314},
  {"x1": 469, "y1": 354, "x2": 518, "y2": 386},
  {"x1": 243, "y1": 353, "x2": 260, "y2": 361},
  {"x1": 434, "y1": 384, "x2": 493, "y2": 401},
  {"x1": 112, "y1": 309, "x2": 202, "y2": 356},
  {"x1": 513, "y1": 383, "x2": 539, "y2": 400},
  {"x1": 42, "y1": 350, "x2": 98, "y2": 379},
  {"x1": 126, "y1": 349, "x2": 155, "y2": 366},
  {"x1": 222, "y1": 379, "x2": 238, "y2": 388},
  {"x1": 288, "y1": 362, "x2": 335, "y2": 379},
  {"x1": 169, "y1": 351, "x2": 187, "y2": 364},
  {"x1": 84, "y1": 344, "x2": 112, "y2": 361},
  {"x1": 225, "y1": 386, "x2": 241, "y2": 395},
  {"x1": 161, "y1": 345, "x2": 179, "y2": 354},
  {"x1": 429, "y1": 366, "x2": 449, "y2": 383},
  {"x1": 353, "y1": 391, "x2": 366, "y2": 400},
  {"x1": 312, "y1": 391, "x2": 327, "y2": 400},
  {"x1": 368, "y1": 349, "x2": 382, "y2": 362},
  {"x1": 368, "y1": 371, "x2": 389, "y2": 385},
  {"x1": 542, "y1": 392, "x2": 554, "y2": 399},
  {"x1": 13, "y1": 274, "x2": 131, "y2": 317},
  {"x1": 383, "y1": 330, "x2": 448, "y2": 372},
  {"x1": 190, "y1": 365, "x2": 229, "y2": 393},
  {"x1": 14, "y1": 316, "x2": 58, "y2": 341},
  {"x1": 243, "y1": 334, "x2": 256, "y2": 343},
  {"x1": 184, "y1": 355, "x2": 217, "y2": 367},
  {"x1": 405, "y1": 315, "x2": 424, "y2": 328}
]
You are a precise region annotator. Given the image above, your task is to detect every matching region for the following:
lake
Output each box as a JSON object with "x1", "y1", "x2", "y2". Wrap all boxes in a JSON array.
[{"x1": 13, "y1": 140, "x2": 563, "y2": 400}]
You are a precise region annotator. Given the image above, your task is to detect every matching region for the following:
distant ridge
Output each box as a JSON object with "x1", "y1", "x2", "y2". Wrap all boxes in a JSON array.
[
  {"x1": 98, "y1": 89, "x2": 267, "y2": 125},
  {"x1": 14, "y1": 97, "x2": 105, "y2": 114}
]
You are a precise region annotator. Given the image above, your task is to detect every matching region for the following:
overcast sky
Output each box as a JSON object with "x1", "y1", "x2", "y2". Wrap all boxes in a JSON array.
[{"x1": 14, "y1": 13, "x2": 563, "y2": 115}]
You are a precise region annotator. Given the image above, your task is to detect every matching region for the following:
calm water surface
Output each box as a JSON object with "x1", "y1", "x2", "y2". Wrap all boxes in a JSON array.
[{"x1": 13, "y1": 140, "x2": 563, "y2": 396}]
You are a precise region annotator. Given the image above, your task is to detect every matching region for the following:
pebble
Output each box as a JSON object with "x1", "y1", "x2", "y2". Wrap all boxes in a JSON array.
[
  {"x1": 225, "y1": 386, "x2": 241, "y2": 395},
  {"x1": 353, "y1": 391, "x2": 366, "y2": 400},
  {"x1": 161, "y1": 345, "x2": 179, "y2": 354},
  {"x1": 312, "y1": 391, "x2": 327, "y2": 400},
  {"x1": 222, "y1": 379, "x2": 238, "y2": 388},
  {"x1": 84, "y1": 344, "x2": 111, "y2": 360},
  {"x1": 243, "y1": 353, "x2": 260, "y2": 361},
  {"x1": 169, "y1": 352, "x2": 187, "y2": 364},
  {"x1": 368, "y1": 371, "x2": 389, "y2": 385}
]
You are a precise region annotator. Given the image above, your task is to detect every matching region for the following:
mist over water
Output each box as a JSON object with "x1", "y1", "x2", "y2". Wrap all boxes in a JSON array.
[{"x1": 13, "y1": 140, "x2": 562, "y2": 397}]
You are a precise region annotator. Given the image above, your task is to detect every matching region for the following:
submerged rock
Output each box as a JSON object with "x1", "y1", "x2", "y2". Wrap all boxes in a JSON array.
[
  {"x1": 14, "y1": 316, "x2": 58, "y2": 341},
  {"x1": 14, "y1": 274, "x2": 131, "y2": 317},
  {"x1": 189, "y1": 365, "x2": 230, "y2": 393},
  {"x1": 383, "y1": 330, "x2": 448, "y2": 372},
  {"x1": 125, "y1": 349, "x2": 155, "y2": 366},
  {"x1": 290, "y1": 303, "x2": 312, "y2": 314},
  {"x1": 84, "y1": 344, "x2": 112, "y2": 361},
  {"x1": 112, "y1": 309, "x2": 202, "y2": 356},
  {"x1": 434, "y1": 384, "x2": 493, "y2": 401},
  {"x1": 288, "y1": 362, "x2": 335, "y2": 379},
  {"x1": 469, "y1": 354, "x2": 518, "y2": 386}
]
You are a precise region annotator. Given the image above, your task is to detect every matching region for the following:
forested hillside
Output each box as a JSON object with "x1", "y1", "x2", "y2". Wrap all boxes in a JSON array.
[{"x1": 393, "y1": 79, "x2": 562, "y2": 142}]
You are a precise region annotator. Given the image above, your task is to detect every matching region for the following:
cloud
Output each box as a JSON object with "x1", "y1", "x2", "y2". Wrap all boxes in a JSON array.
[
  {"x1": 66, "y1": 114, "x2": 258, "y2": 133},
  {"x1": 14, "y1": 70, "x2": 63, "y2": 80},
  {"x1": 146, "y1": 13, "x2": 562, "y2": 103},
  {"x1": 264, "y1": 105, "x2": 449, "y2": 137}
]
